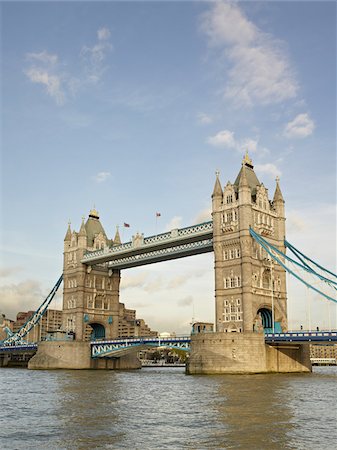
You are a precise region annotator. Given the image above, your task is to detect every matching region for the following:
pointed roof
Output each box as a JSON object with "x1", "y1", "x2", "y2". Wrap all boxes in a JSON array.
[
  {"x1": 113, "y1": 226, "x2": 121, "y2": 246},
  {"x1": 234, "y1": 153, "x2": 260, "y2": 195},
  {"x1": 238, "y1": 163, "x2": 249, "y2": 189},
  {"x1": 84, "y1": 209, "x2": 108, "y2": 246},
  {"x1": 64, "y1": 222, "x2": 72, "y2": 241},
  {"x1": 78, "y1": 216, "x2": 87, "y2": 237},
  {"x1": 273, "y1": 177, "x2": 284, "y2": 203},
  {"x1": 212, "y1": 171, "x2": 223, "y2": 197}
]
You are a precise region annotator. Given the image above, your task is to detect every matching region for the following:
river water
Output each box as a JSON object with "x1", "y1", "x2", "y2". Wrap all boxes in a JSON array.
[{"x1": 1, "y1": 366, "x2": 336, "y2": 450}]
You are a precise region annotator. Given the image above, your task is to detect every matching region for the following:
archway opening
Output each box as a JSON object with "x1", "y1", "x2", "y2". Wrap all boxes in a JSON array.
[
  {"x1": 257, "y1": 308, "x2": 272, "y2": 331},
  {"x1": 89, "y1": 323, "x2": 106, "y2": 340}
]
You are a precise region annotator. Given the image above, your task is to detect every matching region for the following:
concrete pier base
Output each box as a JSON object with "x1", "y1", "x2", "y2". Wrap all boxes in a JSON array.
[
  {"x1": 28, "y1": 341, "x2": 141, "y2": 370},
  {"x1": 186, "y1": 332, "x2": 311, "y2": 374}
]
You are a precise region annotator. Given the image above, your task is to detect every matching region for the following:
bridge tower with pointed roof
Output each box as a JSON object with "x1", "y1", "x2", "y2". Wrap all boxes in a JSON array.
[
  {"x1": 62, "y1": 209, "x2": 121, "y2": 341},
  {"x1": 212, "y1": 153, "x2": 287, "y2": 334}
]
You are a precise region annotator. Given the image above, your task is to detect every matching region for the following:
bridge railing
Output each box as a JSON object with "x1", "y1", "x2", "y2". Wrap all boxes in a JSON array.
[{"x1": 82, "y1": 221, "x2": 213, "y2": 262}]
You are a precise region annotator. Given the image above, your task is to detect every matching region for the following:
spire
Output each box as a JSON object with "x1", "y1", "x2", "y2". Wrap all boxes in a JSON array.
[
  {"x1": 242, "y1": 150, "x2": 254, "y2": 169},
  {"x1": 212, "y1": 171, "x2": 222, "y2": 197},
  {"x1": 273, "y1": 176, "x2": 284, "y2": 203},
  {"x1": 113, "y1": 226, "x2": 121, "y2": 246},
  {"x1": 79, "y1": 216, "x2": 87, "y2": 236},
  {"x1": 89, "y1": 207, "x2": 99, "y2": 219},
  {"x1": 64, "y1": 221, "x2": 72, "y2": 241}
]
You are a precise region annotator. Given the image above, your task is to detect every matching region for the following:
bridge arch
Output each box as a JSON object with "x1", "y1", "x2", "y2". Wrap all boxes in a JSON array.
[
  {"x1": 88, "y1": 323, "x2": 105, "y2": 340},
  {"x1": 256, "y1": 307, "x2": 272, "y2": 330}
]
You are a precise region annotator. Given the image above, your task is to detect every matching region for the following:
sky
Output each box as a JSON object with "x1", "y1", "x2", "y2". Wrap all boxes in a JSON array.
[{"x1": 1, "y1": 0, "x2": 336, "y2": 333}]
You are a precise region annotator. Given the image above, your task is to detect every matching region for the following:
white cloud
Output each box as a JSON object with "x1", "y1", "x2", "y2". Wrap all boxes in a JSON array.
[
  {"x1": 26, "y1": 50, "x2": 58, "y2": 65},
  {"x1": 207, "y1": 129, "x2": 269, "y2": 157},
  {"x1": 92, "y1": 171, "x2": 111, "y2": 183},
  {"x1": 0, "y1": 267, "x2": 22, "y2": 278},
  {"x1": 200, "y1": 1, "x2": 298, "y2": 107},
  {"x1": 24, "y1": 27, "x2": 113, "y2": 104},
  {"x1": 193, "y1": 207, "x2": 212, "y2": 224},
  {"x1": 0, "y1": 280, "x2": 44, "y2": 320},
  {"x1": 177, "y1": 295, "x2": 194, "y2": 307},
  {"x1": 207, "y1": 129, "x2": 235, "y2": 148},
  {"x1": 255, "y1": 163, "x2": 281, "y2": 179},
  {"x1": 197, "y1": 112, "x2": 213, "y2": 125},
  {"x1": 284, "y1": 113, "x2": 315, "y2": 139},
  {"x1": 165, "y1": 216, "x2": 183, "y2": 230},
  {"x1": 97, "y1": 27, "x2": 111, "y2": 41},
  {"x1": 81, "y1": 27, "x2": 113, "y2": 84},
  {"x1": 287, "y1": 211, "x2": 308, "y2": 233},
  {"x1": 25, "y1": 67, "x2": 65, "y2": 105}
]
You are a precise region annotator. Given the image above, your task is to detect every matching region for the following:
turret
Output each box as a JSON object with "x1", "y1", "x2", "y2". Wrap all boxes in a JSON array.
[
  {"x1": 78, "y1": 216, "x2": 87, "y2": 248},
  {"x1": 212, "y1": 171, "x2": 223, "y2": 211},
  {"x1": 64, "y1": 222, "x2": 71, "y2": 250},
  {"x1": 113, "y1": 226, "x2": 121, "y2": 246},
  {"x1": 273, "y1": 177, "x2": 285, "y2": 214}
]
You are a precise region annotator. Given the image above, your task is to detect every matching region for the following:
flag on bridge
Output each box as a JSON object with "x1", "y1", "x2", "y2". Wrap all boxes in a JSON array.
[
  {"x1": 124, "y1": 222, "x2": 130, "y2": 228},
  {"x1": 156, "y1": 212, "x2": 161, "y2": 217}
]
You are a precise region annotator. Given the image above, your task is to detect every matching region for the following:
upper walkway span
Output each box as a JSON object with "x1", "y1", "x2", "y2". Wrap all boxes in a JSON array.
[{"x1": 81, "y1": 221, "x2": 213, "y2": 269}]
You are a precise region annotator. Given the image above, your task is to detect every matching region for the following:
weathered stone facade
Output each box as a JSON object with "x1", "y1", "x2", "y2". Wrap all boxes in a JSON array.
[
  {"x1": 62, "y1": 209, "x2": 121, "y2": 341},
  {"x1": 212, "y1": 153, "x2": 287, "y2": 333}
]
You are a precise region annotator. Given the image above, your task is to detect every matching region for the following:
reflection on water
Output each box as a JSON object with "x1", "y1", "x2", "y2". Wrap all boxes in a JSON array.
[{"x1": 0, "y1": 367, "x2": 336, "y2": 449}]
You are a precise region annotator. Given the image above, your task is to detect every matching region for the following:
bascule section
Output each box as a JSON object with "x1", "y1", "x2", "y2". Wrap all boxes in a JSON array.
[{"x1": 212, "y1": 152, "x2": 287, "y2": 334}]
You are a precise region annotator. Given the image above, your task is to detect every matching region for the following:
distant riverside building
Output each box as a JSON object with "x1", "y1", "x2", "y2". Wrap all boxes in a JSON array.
[
  {"x1": 118, "y1": 303, "x2": 157, "y2": 338},
  {"x1": 0, "y1": 313, "x2": 15, "y2": 341},
  {"x1": 310, "y1": 344, "x2": 337, "y2": 360},
  {"x1": 12, "y1": 309, "x2": 63, "y2": 343}
]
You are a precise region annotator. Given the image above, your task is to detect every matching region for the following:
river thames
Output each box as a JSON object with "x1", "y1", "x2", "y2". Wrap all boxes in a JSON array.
[{"x1": 1, "y1": 366, "x2": 336, "y2": 449}]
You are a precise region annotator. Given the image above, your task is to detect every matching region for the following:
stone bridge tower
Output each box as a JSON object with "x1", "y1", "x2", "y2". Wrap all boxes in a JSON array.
[
  {"x1": 62, "y1": 209, "x2": 121, "y2": 341},
  {"x1": 212, "y1": 153, "x2": 287, "y2": 333}
]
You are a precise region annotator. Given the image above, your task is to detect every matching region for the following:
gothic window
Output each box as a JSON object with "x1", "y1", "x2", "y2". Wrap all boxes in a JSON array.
[
  {"x1": 230, "y1": 249, "x2": 235, "y2": 259},
  {"x1": 227, "y1": 212, "x2": 233, "y2": 222},
  {"x1": 226, "y1": 194, "x2": 233, "y2": 204},
  {"x1": 104, "y1": 301, "x2": 108, "y2": 309},
  {"x1": 262, "y1": 269, "x2": 271, "y2": 289},
  {"x1": 236, "y1": 298, "x2": 241, "y2": 306},
  {"x1": 236, "y1": 248, "x2": 241, "y2": 258},
  {"x1": 224, "y1": 300, "x2": 228, "y2": 307},
  {"x1": 226, "y1": 278, "x2": 230, "y2": 289},
  {"x1": 224, "y1": 250, "x2": 229, "y2": 260},
  {"x1": 230, "y1": 277, "x2": 235, "y2": 288},
  {"x1": 95, "y1": 297, "x2": 102, "y2": 309}
]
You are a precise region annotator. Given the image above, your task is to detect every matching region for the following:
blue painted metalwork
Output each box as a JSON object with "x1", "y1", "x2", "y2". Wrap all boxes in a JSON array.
[
  {"x1": 0, "y1": 275, "x2": 63, "y2": 346},
  {"x1": 250, "y1": 228, "x2": 337, "y2": 304},
  {"x1": 0, "y1": 344, "x2": 38, "y2": 353},
  {"x1": 91, "y1": 336, "x2": 191, "y2": 358},
  {"x1": 90, "y1": 323, "x2": 106, "y2": 340},
  {"x1": 265, "y1": 331, "x2": 337, "y2": 343}
]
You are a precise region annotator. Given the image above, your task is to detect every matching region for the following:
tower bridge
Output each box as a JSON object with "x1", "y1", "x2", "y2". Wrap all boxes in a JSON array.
[{"x1": 1, "y1": 152, "x2": 336, "y2": 373}]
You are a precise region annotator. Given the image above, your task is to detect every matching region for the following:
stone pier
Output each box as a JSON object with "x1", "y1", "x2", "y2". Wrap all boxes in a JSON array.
[
  {"x1": 186, "y1": 332, "x2": 311, "y2": 374},
  {"x1": 28, "y1": 341, "x2": 141, "y2": 370}
]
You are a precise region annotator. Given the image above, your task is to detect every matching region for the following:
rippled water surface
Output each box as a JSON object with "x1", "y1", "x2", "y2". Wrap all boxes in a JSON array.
[{"x1": 1, "y1": 366, "x2": 336, "y2": 449}]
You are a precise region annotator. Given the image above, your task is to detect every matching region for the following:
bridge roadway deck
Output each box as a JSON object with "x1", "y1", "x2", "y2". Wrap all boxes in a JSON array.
[
  {"x1": 81, "y1": 221, "x2": 213, "y2": 269},
  {"x1": 1, "y1": 331, "x2": 336, "y2": 357},
  {"x1": 91, "y1": 331, "x2": 337, "y2": 358}
]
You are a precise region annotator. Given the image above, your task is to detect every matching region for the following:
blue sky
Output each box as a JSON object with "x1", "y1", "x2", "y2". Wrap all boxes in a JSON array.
[{"x1": 1, "y1": 1, "x2": 336, "y2": 333}]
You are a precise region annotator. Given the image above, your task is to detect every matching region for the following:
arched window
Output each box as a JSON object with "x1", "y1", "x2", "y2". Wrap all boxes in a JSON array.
[{"x1": 262, "y1": 269, "x2": 271, "y2": 289}]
